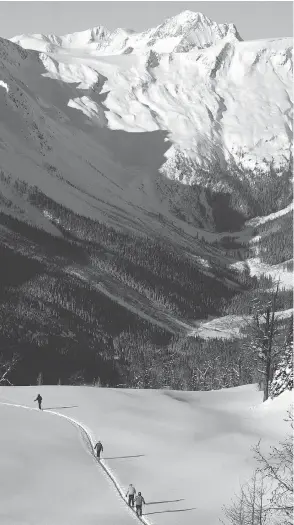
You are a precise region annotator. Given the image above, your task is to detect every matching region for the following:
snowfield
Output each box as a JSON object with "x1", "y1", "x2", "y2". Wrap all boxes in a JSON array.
[
  {"x1": 0, "y1": 385, "x2": 292, "y2": 525},
  {"x1": 0, "y1": 403, "x2": 138, "y2": 525}
]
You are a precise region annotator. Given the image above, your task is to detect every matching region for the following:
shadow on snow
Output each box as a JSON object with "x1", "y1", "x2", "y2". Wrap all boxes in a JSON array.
[
  {"x1": 103, "y1": 454, "x2": 145, "y2": 460},
  {"x1": 146, "y1": 499, "x2": 184, "y2": 505},
  {"x1": 144, "y1": 507, "x2": 196, "y2": 516},
  {"x1": 45, "y1": 406, "x2": 78, "y2": 410}
]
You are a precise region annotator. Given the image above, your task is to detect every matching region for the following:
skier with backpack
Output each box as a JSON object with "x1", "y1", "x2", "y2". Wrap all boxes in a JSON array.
[
  {"x1": 125, "y1": 484, "x2": 136, "y2": 507},
  {"x1": 94, "y1": 440, "x2": 103, "y2": 459},
  {"x1": 134, "y1": 492, "x2": 146, "y2": 517},
  {"x1": 34, "y1": 394, "x2": 42, "y2": 410}
]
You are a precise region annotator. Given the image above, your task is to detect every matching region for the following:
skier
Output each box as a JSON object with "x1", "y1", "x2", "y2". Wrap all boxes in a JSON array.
[
  {"x1": 94, "y1": 440, "x2": 103, "y2": 459},
  {"x1": 125, "y1": 484, "x2": 136, "y2": 507},
  {"x1": 134, "y1": 492, "x2": 146, "y2": 517},
  {"x1": 34, "y1": 394, "x2": 42, "y2": 410}
]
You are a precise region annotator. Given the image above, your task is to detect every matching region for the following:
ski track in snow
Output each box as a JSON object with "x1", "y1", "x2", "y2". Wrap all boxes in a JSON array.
[{"x1": 0, "y1": 402, "x2": 152, "y2": 525}]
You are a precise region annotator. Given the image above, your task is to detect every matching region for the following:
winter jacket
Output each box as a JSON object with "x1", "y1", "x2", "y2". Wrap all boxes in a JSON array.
[
  {"x1": 135, "y1": 495, "x2": 145, "y2": 506},
  {"x1": 94, "y1": 442, "x2": 103, "y2": 452}
]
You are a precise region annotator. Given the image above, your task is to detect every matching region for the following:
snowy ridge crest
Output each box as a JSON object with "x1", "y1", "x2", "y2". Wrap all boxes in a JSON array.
[{"x1": 11, "y1": 10, "x2": 242, "y2": 55}]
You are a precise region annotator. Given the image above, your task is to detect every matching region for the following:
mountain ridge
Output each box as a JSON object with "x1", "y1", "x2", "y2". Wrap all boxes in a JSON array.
[{"x1": 11, "y1": 10, "x2": 242, "y2": 55}]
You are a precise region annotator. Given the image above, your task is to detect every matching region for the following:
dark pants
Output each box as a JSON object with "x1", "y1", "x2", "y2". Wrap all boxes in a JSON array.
[
  {"x1": 136, "y1": 505, "x2": 142, "y2": 517},
  {"x1": 96, "y1": 450, "x2": 101, "y2": 458},
  {"x1": 128, "y1": 495, "x2": 134, "y2": 507},
  {"x1": 38, "y1": 402, "x2": 42, "y2": 410}
]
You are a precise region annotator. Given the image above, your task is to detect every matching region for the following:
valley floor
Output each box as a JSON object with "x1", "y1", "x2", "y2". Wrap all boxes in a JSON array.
[{"x1": 0, "y1": 385, "x2": 291, "y2": 525}]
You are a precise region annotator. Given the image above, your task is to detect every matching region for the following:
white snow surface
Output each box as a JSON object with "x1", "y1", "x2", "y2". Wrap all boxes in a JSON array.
[
  {"x1": 0, "y1": 385, "x2": 292, "y2": 525},
  {"x1": 0, "y1": 403, "x2": 138, "y2": 525},
  {"x1": 232, "y1": 257, "x2": 293, "y2": 290},
  {"x1": 0, "y1": 80, "x2": 9, "y2": 92}
]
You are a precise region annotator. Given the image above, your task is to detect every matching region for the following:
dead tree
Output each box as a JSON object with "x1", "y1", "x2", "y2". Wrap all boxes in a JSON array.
[
  {"x1": 270, "y1": 315, "x2": 293, "y2": 399},
  {"x1": 249, "y1": 283, "x2": 284, "y2": 401},
  {"x1": 221, "y1": 413, "x2": 293, "y2": 525},
  {"x1": 221, "y1": 470, "x2": 270, "y2": 525},
  {"x1": 253, "y1": 414, "x2": 293, "y2": 525},
  {"x1": 0, "y1": 353, "x2": 19, "y2": 385}
]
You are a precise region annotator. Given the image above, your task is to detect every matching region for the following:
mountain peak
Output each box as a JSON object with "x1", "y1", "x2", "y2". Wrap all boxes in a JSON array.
[
  {"x1": 153, "y1": 10, "x2": 212, "y2": 33},
  {"x1": 173, "y1": 10, "x2": 214, "y2": 22}
]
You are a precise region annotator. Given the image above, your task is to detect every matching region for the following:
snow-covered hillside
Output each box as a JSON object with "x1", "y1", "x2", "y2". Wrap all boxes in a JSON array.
[
  {"x1": 9, "y1": 12, "x2": 292, "y2": 186},
  {"x1": 0, "y1": 385, "x2": 292, "y2": 525}
]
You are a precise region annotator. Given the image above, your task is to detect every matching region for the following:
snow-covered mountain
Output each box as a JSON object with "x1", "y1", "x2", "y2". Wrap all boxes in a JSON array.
[
  {"x1": 0, "y1": 12, "x2": 292, "y2": 365},
  {"x1": 11, "y1": 11, "x2": 242, "y2": 55},
  {"x1": 7, "y1": 11, "x2": 293, "y2": 222}
]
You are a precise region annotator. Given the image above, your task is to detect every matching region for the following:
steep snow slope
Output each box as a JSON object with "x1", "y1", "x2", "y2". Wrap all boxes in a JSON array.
[
  {"x1": 11, "y1": 11, "x2": 241, "y2": 55},
  {"x1": 0, "y1": 385, "x2": 292, "y2": 525},
  {"x1": 0, "y1": 37, "x2": 177, "y2": 235}
]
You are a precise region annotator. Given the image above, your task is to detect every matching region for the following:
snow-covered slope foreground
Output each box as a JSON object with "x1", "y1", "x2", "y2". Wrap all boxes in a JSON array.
[
  {"x1": 0, "y1": 403, "x2": 136, "y2": 525},
  {"x1": 0, "y1": 385, "x2": 292, "y2": 525}
]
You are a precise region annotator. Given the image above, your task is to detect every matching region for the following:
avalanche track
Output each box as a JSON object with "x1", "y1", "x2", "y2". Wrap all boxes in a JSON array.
[{"x1": 0, "y1": 401, "x2": 151, "y2": 525}]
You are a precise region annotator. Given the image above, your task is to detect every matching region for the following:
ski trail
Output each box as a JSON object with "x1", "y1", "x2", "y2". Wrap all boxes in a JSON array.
[{"x1": 0, "y1": 402, "x2": 152, "y2": 525}]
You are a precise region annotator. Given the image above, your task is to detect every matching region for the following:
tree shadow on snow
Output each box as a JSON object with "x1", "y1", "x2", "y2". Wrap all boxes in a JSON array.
[{"x1": 144, "y1": 507, "x2": 197, "y2": 516}]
